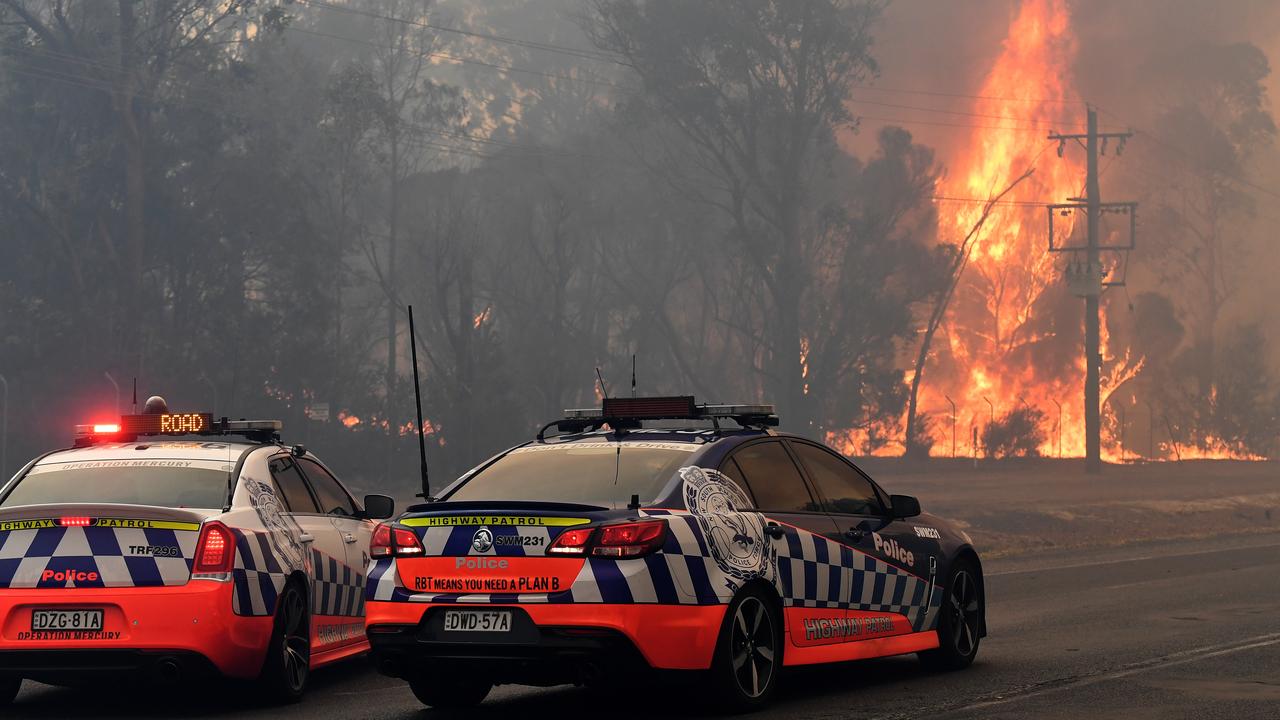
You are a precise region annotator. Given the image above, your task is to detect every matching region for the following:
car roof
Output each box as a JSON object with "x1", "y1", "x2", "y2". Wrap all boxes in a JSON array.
[{"x1": 33, "y1": 439, "x2": 272, "y2": 466}]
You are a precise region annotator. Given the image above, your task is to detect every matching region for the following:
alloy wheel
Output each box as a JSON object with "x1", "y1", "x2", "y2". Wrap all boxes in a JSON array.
[
  {"x1": 948, "y1": 569, "x2": 981, "y2": 656},
  {"x1": 730, "y1": 596, "x2": 776, "y2": 698},
  {"x1": 280, "y1": 589, "x2": 310, "y2": 691}
]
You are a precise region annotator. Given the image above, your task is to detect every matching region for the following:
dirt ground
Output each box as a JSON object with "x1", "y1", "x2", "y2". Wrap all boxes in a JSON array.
[{"x1": 859, "y1": 458, "x2": 1280, "y2": 558}]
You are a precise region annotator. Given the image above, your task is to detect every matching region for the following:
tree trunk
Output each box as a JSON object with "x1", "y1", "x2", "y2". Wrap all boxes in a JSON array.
[
  {"x1": 116, "y1": 0, "x2": 144, "y2": 355},
  {"x1": 384, "y1": 127, "x2": 400, "y2": 482}
]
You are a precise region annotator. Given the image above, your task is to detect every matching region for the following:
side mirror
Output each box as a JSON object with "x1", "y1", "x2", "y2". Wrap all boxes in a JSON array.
[
  {"x1": 889, "y1": 494, "x2": 921, "y2": 519},
  {"x1": 362, "y1": 494, "x2": 395, "y2": 520}
]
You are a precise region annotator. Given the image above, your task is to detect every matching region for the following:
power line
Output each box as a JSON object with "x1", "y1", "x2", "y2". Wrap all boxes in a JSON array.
[
  {"x1": 928, "y1": 196, "x2": 1048, "y2": 207},
  {"x1": 850, "y1": 82, "x2": 1091, "y2": 108},
  {"x1": 1094, "y1": 104, "x2": 1280, "y2": 202},
  {"x1": 851, "y1": 96, "x2": 1098, "y2": 131},
  {"x1": 854, "y1": 113, "x2": 1070, "y2": 135}
]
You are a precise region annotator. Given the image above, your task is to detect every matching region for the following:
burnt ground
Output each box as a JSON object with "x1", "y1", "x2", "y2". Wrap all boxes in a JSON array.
[{"x1": 861, "y1": 458, "x2": 1280, "y2": 558}]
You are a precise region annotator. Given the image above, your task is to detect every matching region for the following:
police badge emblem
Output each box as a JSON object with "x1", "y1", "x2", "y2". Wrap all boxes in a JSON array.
[{"x1": 680, "y1": 466, "x2": 772, "y2": 581}]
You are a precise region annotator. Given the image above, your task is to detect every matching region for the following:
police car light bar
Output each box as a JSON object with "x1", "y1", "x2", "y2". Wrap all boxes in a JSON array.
[
  {"x1": 224, "y1": 420, "x2": 283, "y2": 433},
  {"x1": 564, "y1": 397, "x2": 778, "y2": 425}
]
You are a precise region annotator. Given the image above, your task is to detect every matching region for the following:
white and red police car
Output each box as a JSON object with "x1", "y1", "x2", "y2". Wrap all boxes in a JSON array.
[{"x1": 0, "y1": 397, "x2": 394, "y2": 704}]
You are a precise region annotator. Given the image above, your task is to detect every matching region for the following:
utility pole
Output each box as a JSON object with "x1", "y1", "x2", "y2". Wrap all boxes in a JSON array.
[{"x1": 1048, "y1": 108, "x2": 1135, "y2": 474}]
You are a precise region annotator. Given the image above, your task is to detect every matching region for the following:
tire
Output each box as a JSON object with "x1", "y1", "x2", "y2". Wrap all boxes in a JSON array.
[
  {"x1": 258, "y1": 581, "x2": 311, "y2": 703},
  {"x1": 920, "y1": 558, "x2": 983, "y2": 671},
  {"x1": 0, "y1": 676, "x2": 20, "y2": 705},
  {"x1": 709, "y1": 587, "x2": 781, "y2": 712},
  {"x1": 408, "y1": 672, "x2": 491, "y2": 708}
]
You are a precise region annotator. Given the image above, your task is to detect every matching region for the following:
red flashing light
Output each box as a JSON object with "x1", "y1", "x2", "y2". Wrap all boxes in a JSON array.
[
  {"x1": 59, "y1": 516, "x2": 91, "y2": 527},
  {"x1": 194, "y1": 521, "x2": 235, "y2": 573},
  {"x1": 92, "y1": 424, "x2": 121, "y2": 434},
  {"x1": 592, "y1": 520, "x2": 667, "y2": 558},
  {"x1": 371, "y1": 524, "x2": 424, "y2": 558},
  {"x1": 548, "y1": 527, "x2": 595, "y2": 556}
]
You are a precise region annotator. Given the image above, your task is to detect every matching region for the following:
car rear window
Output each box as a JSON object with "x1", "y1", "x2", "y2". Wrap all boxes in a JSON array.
[
  {"x1": 1, "y1": 459, "x2": 234, "y2": 509},
  {"x1": 446, "y1": 441, "x2": 698, "y2": 507}
]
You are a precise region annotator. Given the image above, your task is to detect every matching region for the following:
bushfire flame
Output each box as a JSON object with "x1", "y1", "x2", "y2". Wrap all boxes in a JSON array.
[
  {"x1": 869, "y1": 0, "x2": 1089, "y2": 460},
  {"x1": 835, "y1": 0, "x2": 1150, "y2": 459}
]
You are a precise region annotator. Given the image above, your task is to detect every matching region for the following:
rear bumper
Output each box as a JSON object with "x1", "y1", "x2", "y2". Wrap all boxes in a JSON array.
[
  {"x1": 0, "y1": 580, "x2": 274, "y2": 680},
  {"x1": 366, "y1": 601, "x2": 726, "y2": 680}
]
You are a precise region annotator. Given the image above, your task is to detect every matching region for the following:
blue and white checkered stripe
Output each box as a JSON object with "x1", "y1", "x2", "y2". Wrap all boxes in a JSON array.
[
  {"x1": 0, "y1": 526, "x2": 196, "y2": 589},
  {"x1": 366, "y1": 512, "x2": 940, "y2": 631},
  {"x1": 231, "y1": 529, "x2": 287, "y2": 616},
  {"x1": 311, "y1": 547, "x2": 365, "y2": 617}
]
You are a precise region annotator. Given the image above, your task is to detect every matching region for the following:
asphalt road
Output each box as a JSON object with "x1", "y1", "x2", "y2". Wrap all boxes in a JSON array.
[{"x1": 9, "y1": 531, "x2": 1280, "y2": 719}]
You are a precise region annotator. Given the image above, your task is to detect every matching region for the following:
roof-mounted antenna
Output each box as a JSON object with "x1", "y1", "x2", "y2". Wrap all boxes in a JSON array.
[
  {"x1": 631, "y1": 355, "x2": 636, "y2": 398},
  {"x1": 131, "y1": 378, "x2": 138, "y2": 415},
  {"x1": 595, "y1": 367, "x2": 610, "y2": 400},
  {"x1": 408, "y1": 305, "x2": 431, "y2": 500}
]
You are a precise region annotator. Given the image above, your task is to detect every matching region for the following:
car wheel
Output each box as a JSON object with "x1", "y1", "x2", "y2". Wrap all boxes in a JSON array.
[
  {"x1": 920, "y1": 558, "x2": 982, "y2": 671},
  {"x1": 710, "y1": 587, "x2": 781, "y2": 711},
  {"x1": 259, "y1": 582, "x2": 311, "y2": 702},
  {"x1": 0, "y1": 676, "x2": 20, "y2": 705},
  {"x1": 408, "y1": 672, "x2": 491, "y2": 708}
]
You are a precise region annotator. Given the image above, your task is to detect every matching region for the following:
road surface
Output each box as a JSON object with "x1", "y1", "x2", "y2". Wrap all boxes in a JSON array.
[{"x1": 10, "y1": 531, "x2": 1280, "y2": 719}]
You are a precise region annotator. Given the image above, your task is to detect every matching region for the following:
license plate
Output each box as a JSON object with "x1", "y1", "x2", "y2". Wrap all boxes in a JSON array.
[
  {"x1": 31, "y1": 609, "x2": 104, "y2": 632},
  {"x1": 443, "y1": 610, "x2": 512, "y2": 633}
]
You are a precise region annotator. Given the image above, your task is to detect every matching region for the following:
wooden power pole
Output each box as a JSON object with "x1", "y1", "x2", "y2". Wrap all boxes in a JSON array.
[{"x1": 1047, "y1": 108, "x2": 1135, "y2": 474}]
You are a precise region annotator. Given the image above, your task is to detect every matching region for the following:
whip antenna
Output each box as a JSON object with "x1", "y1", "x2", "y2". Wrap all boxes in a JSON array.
[
  {"x1": 595, "y1": 367, "x2": 610, "y2": 400},
  {"x1": 408, "y1": 305, "x2": 431, "y2": 499}
]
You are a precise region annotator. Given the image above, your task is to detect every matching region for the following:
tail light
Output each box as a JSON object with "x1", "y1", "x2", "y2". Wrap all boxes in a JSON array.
[
  {"x1": 593, "y1": 520, "x2": 667, "y2": 558},
  {"x1": 194, "y1": 521, "x2": 236, "y2": 573},
  {"x1": 548, "y1": 520, "x2": 668, "y2": 558},
  {"x1": 370, "y1": 523, "x2": 424, "y2": 558},
  {"x1": 59, "y1": 516, "x2": 91, "y2": 527},
  {"x1": 548, "y1": 528, "x2": 595, "y2": 556}
]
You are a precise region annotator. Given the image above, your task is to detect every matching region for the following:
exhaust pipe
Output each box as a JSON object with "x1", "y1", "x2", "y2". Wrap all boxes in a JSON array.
[
  {"x1": 376, "y1": 655, "x2": 404, "y2": 678},
  {"x1": 152, "y1": 657, "x2": 182, "y2": 685}
]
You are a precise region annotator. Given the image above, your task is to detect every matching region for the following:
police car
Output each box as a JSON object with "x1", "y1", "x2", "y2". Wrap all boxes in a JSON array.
[
  {"x1": 365, "y1": 396, "x2": 985, "y2": 710},
  {"x1": 0, "y1": 397, "x2": 394, "y2": 704}
]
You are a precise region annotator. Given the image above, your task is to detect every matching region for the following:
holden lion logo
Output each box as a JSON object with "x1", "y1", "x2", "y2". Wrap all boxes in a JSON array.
[{"x1": 471, "y1": 527, "x2": 494, "y2": 553}]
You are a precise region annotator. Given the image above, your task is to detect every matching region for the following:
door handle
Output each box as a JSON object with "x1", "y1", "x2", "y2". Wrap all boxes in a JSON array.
[
  {"x1": 342, "y1": 532, "x2": 357, "y2": 544},
  {"x1": 299, "y1": 533, "x2": 315, "y2": 544},
  {"x1": 764, "y1": 523, "x2": 785, "y2": 540},
  {"x1": 845, "y1": 528, "x2": 865, "y2": 542}
]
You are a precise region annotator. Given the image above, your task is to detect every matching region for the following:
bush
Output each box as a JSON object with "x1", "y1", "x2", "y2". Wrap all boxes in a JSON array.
[
  {"x1": 982, "y1": 407, "x2": 1047, "y2": 458},
  {"x1": 904, "y1": 412, "x2": 937, "y2": 458}
]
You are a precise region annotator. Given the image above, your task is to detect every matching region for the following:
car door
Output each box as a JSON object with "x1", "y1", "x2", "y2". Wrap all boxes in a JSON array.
[
  {"x1": 787, "y1": 439, "x2": 938, "y2": 634},
  {"x1": 722, "y1": 440, "x2": 847, "y2": 649},
  {"x1": 267, "y1": 454, "x2": 356, "y2": 653},
  {"x1": 294, "y1": 456, "x2": 369, "y2": 647}
]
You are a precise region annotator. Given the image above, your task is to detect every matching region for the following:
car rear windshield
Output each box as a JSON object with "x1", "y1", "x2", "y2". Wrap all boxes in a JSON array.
[
  {"x1": 446, "y1": 442, "x2": 698, "y2": 507},
  {"x1": 1, "y1": 459, "x2": 233, "y2": 509}
]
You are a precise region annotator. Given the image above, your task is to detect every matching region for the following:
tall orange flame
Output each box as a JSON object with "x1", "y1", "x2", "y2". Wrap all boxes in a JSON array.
[{"x1": 918, "y1": 0, "x2": 1094, "y2": 458}]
